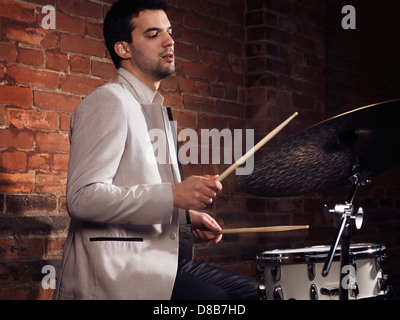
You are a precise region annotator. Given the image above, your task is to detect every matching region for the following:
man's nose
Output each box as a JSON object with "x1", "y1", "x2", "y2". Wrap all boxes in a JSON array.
[{"x1": 162, "y1": 32, "x2": 174, "y2": 47}]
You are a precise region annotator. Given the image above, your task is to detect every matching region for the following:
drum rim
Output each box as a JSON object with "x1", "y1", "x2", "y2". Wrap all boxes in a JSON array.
[{"x1": 257, "y1": 243, "x2": 386, "y2": 264}]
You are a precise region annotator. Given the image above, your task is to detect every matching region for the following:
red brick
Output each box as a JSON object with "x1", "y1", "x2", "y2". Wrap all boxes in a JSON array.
[
  {"x1": 177, "y1": 76, "x2": 194, "y2": 93},
  {"x1": 53, "y1": 154, "x2": 69, "y2": 172},
  {"x1": 36, "y1": 132, "x2": 70, "y2": 153},
  {"x1": 70, "y1": 55, "x2": 90, "y2": 74},
  {"x1": 6, "y1": 65, "x2": 59, "y2": 89},
  {"x1": 18, "y1": 47, "x2": 44, "y2": 67},
  {"x1": 247, "y1": 87, "x2": 269, "y2": 104},
  {"x1": 28, "y1": 153, "x2": 52, "y2": 171},
  {"x1": 58, "y1": 0, "x2": 102, "y2": 19},
  {"x1": 163, "y1": 92, "x2": 184, "y2": 109},
  {"x1": 6, "y1": 194, "x2": 57, "y2": 214},
  {"x1": 0, "y1": 238, "x2": 44, "y2": 258},
  {"x1": 293, "y1": 93, "x2": 315, "y2": 110},
  {"x1": 183, "y1": 94, "x2": 214, "y2": 113},
  {"x1": 91, "y1": 60, "x2": 117, "y2": 80},
  {"x1": 34, "y1": 91, "x2": 80, "y2": 112},
  {"x1": 0, "y1": 86, "x2": 32, "y2": 107},
  {"x1": 5, "y1": 24, "x2": 58, "y2": 49},
  {"x1": 0, "y1": 41, "x2": 17, "y2": 62},
  {"x1": 182, "y1": 60, "x2": 215, "y2": 80},
  {"x1": 56, "y1": 11, "x2": 85, "y2": 35},
  {"x1": 0, "y1": 172, "x2": 34, "y2": 193},
  {"x1": 7, "y1": 108, "x2": 59, "y2": 130},
  {"x1": 0, "y1": 106, "x2": 5, "y2": 126},
  {"x1": 60, "y1": 113, "x2": 72, "y2": 131},
  {"x1": 61, "y1": 74, "x2": 104, "y2": 95},
  {"x1": 198, "y1": 113, "x2": 229, "y2": 130},
  {"x1": 0, "y1": 128, "x2": 34, "y2": 149},
  {"x1": 45, "y1": 238, "x2": 65, "y2": 256},
  {"x1": 215, "y1": 100, "x2": 244, "y2": 118},
  {"x1": 46, "y1": 51, "x2": 68, "y2": 72},
  {"x1": 1, "y1": 284, "x2": 54, "y2": 300},
  {"x1": 175, "y1": 42, "x2": 198, "y2": 61},
  {"x1": 86, "y1": 19, "x2": 103, "y2": 39},
  {"x1": 35, "y1": 173, "x2": 67, "y2": 194},
  {"x1": 60, "y1": 33, "x2": 106, "y2": 57},
  {"x1": 199, "y1": 50, "x2": 230, "y2": 69},
  {"x1": 194, "y1": 80, "x2": 208, "y2": 96},
  {"x1": 0, "y1": 0, "x2": 36, "y2": 23},
  {"x1": 172, "y1": 109, "x2": 198, "y2": 128},
  {"x1": 1, "y1": 151, "x2": 27, "y2": 171},
  {"x1": 160, "y1": 75, "x2": 177, "y2": 92}
]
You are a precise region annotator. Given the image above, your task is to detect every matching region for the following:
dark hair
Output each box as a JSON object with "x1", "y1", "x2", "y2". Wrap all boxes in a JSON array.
[{"x1": 104, "y1": 0, "x2": 169, "y2": 68}]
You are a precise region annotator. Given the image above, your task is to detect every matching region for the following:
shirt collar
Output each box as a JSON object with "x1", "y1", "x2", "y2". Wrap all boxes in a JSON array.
[{"x1": 116, "y1": 67, "x2": 164, "y2": 105}]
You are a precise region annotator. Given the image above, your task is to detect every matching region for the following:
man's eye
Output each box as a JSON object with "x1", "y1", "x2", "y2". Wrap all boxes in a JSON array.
[{"x1": 148, "y1": 33, "x2": 158, "y2": 38}]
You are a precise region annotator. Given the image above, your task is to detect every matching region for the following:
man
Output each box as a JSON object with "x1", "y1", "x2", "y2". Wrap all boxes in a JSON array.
[{"x1": 54, "y1": 0, "x2": 260, "y2": 300}]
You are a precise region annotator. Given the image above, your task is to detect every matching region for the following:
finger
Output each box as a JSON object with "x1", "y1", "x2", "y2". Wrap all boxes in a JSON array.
[
  {"x1": 202, "y1": 215, "x2": 221, "y2": 232},
  {"x1": 201, "y1": 176, "x2": 223, "y2": 192},
  {"x1": 214, "y1": 234, "x2": 223, "y2": 244},
  {"x1": 197, "y1": 194, "x2": 213, "y2": 206}
]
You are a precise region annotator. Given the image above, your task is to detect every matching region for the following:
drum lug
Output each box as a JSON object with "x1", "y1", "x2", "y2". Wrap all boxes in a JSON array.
[
  {"x1": 310, "y1": 284, "x2": 318, "y2": 300},
  {"x1": 350, "y1": 282, "x2": 359, "y2": 298},
  {"x1": 378, "y1": 274, "x2": 389, "y2": 293},
  {"x1": 320, "y1": 287, "x2": 339, "y2": 297},
  {"x1": 308, "y1": 262, "x2": 316, "y2": 280},
  {"x1": 271, "y1": 264, "x2": 281, "y2": 283},
  {"x1": 255, "y1": 263, "x2": 264, "y2": 279},
  {"x1": 257, "y1": 284, "x2": 267, "y2": 300},
  {"x1": 375, "y1": 255, "x2": 388, "y2": 272},
  {"x1": 273, "y1": 285, "x2": 284, "y2": 300}
]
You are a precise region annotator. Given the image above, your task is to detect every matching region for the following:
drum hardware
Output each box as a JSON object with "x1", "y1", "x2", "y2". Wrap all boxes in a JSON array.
[
  {"x1": 320, "y1": 287, "x2": 339, "y2": 297},
  {"x1": 375, "y1": 254, "x2": 388, "y2": 272},
  {"x1": 350, "y1": 282, "x2": 359, "y2": 297},
  {"x1": 273, "y1": 285, "x2": 284, "y2": 300},
  {"x1": 255, "y1": 263, "x2": 264, "y2": 279},
  {"x1": 377, "y1": 275, "x2": 388, "y2": 292},
  {"x1": 310, "y1": 284, "x2": 318, "y2": 300},
  {"x1": 257, "y1": 244, "x2": 387, "y2": 300},
  {"x1": 322, "y1": 135, "x2": 372, "y2": 300},
  {"x1": 308, "y1": 263, "x2": 316, "y2": 281},
  {"x1": 257, "y1": 284, "x2": 267, "y2": 300},
  {"x1": 244, "y1": 100, "x2": 400, "y2": 300},
  {"x1": 271, "y1": 265, "x2": 281, "y2": 282}
]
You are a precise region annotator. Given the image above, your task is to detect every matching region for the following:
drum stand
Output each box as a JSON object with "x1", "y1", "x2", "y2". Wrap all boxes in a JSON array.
[{"x1": 322, "y1": 133, "x2": 371, "y2": 300}]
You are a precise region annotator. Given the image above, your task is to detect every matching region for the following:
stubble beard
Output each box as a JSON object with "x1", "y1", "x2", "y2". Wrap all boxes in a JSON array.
[{"x1": 131, "y1": 46, "x2": 175, "y2": 80}]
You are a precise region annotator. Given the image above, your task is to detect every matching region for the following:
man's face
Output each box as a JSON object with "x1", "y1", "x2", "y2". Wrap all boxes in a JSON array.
[{"x1": 128, "y1": 9, "x2": 175, "y2": 82}]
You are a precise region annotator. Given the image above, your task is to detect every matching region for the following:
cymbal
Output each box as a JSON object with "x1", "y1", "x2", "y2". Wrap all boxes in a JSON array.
[{"x1": 239, "y1": 99, "x2": 400, "y2": 197}]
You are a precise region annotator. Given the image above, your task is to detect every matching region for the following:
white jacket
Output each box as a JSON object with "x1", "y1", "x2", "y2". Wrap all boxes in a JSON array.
[{"x1": 55, "y1": 68, "x2": 188, "y2": 299}]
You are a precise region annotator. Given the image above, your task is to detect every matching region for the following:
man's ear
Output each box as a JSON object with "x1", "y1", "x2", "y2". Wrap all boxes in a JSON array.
[{"x1": 114, "y1": 41, "x2": 132, "y2": 59}]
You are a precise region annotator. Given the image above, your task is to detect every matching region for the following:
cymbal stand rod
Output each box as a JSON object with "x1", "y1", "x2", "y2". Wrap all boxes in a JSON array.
[{"x1": 322, "y1": 140, "x2": 371, "y2": 300}]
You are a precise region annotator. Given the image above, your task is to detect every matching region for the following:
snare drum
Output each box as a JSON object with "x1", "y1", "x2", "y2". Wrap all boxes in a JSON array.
[{"x1": 256, "y1": 243, "x2": 388, "y2": 300}]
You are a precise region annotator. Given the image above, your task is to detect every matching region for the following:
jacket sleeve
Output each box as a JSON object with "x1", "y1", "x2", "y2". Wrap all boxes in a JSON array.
[{"x1": 66, "y1": 85, "x2": 174, "y2": 225}]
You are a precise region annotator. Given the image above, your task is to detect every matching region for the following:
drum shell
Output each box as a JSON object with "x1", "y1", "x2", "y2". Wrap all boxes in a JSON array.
[{"x1": 257, "y1": 243, "x2": 387, "y2": 300}]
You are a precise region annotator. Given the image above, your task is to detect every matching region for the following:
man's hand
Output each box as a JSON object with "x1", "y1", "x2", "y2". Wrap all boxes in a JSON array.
[
  {"x1": 189, "y1": 210, "x2": 223, "y2": 244},
  {"x1": 172, "y1": 175, "x2": 222, "y2": 210}
]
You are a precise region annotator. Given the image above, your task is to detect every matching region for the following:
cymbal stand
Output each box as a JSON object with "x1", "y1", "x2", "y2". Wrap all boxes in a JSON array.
[{"x1": 322, "y1": 138, "x2": 371, "y2": 300}]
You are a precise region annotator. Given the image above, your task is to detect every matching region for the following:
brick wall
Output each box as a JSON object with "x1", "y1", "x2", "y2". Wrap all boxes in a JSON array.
[
  {"x1": 0, "y1": 0, "x2": 116, "y2": 299},
  {"x1": 1, "y1": 0, "x2": 399, "y2": 300}
]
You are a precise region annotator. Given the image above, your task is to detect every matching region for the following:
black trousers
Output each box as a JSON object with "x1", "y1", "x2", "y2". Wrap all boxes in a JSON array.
[{"x1": 171, "y1": 258, "x2": 261, "y2": 300}]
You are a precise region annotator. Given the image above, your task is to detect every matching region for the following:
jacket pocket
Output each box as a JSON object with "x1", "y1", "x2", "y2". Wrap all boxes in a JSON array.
[{"x1": 89, "y1": 237, "x2": 143, "y2": 242}]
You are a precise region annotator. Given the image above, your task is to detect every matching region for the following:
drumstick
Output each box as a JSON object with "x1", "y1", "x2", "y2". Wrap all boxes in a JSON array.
[
  {"x1": 213, "y1": 225, "x2": 309, "y2": 235},
  {"x1": 216, "y1": 112, "x2": 298, "y2": 182}
]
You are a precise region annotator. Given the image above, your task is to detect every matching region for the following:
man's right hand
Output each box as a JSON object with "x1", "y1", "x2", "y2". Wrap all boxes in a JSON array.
[{"x1": 171, "y1": 175, "x2": 222, "y2": 210}]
